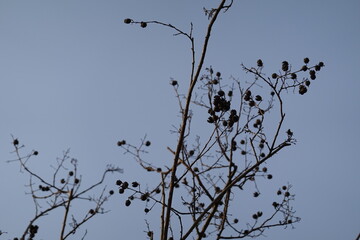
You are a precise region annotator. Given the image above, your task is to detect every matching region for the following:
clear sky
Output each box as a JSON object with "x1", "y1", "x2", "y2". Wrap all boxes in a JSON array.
[{"x1": 1, "y1": 0, "x2": 359, "y2": 239}]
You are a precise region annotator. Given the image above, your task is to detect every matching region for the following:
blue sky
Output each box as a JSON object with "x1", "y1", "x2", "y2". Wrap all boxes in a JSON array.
[{"x1": 1, "y1": 0, "x2": 359, "y2": 239}]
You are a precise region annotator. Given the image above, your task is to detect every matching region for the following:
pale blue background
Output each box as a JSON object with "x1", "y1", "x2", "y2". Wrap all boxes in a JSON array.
[{"x1": 1, "y1": 1, "x2": 359, "y2": 239}]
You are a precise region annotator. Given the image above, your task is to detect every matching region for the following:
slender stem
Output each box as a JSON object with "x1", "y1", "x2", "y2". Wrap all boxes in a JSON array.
[
  {"x1": 60, "y1": 189, "x2": 73, "y2": 240},
  {"x1": 161, "y1": 2, "x2": 227, "y2": 239}
]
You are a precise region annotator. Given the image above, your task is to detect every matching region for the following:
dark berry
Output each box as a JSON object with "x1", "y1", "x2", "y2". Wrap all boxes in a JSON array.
[
  {"x1": 123, "y1": 18, "x2": 132, "y2": 24},
  {"x1": 125, "y1": 200, "x2": 131, "y2": 206},
  {"x1": 282, "y1": 61, "x2": 289, "y2": 71},
  {"x1": 122, "y1": 182, "x2": 129, "y2": 189},
  {"x1": 299, "y1": 85, "x2": 307, "y2": 95},
  {"x1": 117, "y1": 140, "x2": 126, "y2": 146},
  {"x1": 140, "y1": 22, "x2": 147, "y2": 28},
  {"x1": 132, "y1": 181, "x2": 139, "y2": 187},
  {"x1": 257, "y1": 59, "x2": 263, "y2": 67},
  {"x1": 304, "y1": 57, "x2": 310, "y2": 64},
  {"x1": 141, "y1": 193, "x2": 148, "y2": 201},
  {"x1": 145, "y1": 141, "x2": 151, "y2": 146},
  {"x1": 301, "y1": 65, "x2": 308, "y2": 71},
  {"x1": 207, "y1": 116, "x2": 215, "y2": 123}
]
